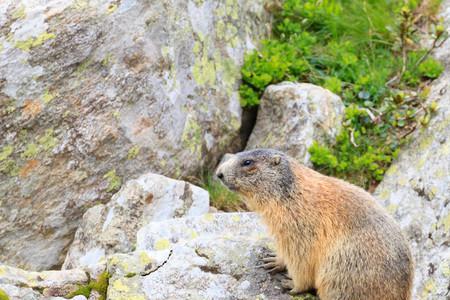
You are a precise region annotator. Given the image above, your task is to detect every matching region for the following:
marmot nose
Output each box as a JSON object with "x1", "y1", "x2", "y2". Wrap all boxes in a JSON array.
[{"x1": 217, "y1": 172, "x2": 224, "y2": 180}]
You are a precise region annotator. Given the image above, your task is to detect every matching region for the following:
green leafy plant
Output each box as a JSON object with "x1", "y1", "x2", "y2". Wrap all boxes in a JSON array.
[
  {"x1": 418, "y1": 57, "x2": 444, "y2": 78},
  {"x1": 240, "y1": 0, "x2": 446, "y2": 188}
]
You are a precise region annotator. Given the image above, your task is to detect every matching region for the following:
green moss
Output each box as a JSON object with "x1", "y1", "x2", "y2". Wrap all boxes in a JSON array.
[
  {"x1": 90, "y1": 271, "x2": 111, "y2": 300},
  {"x1": 66, "y1": 271, "x2": 110, "y2": 300},
  {"x1": 104, "y1": 169, "x2": 122, "y2": 192},
  {"x1": 21, "y1": 143, "x2": 39, "y2": 159},
  {"x1": 15, "y1": 32, "x2": 56, "y2": 51},
  {"x1": 127, "y1": 145, "x2": 140, "y2": 160},
  {"x1": 66, "y1": 285, "x2": 91, "y2": 298},
  {"x1": 0, "y1": 288, "x2": 9, "y2": 300},
  {"x1": 0, "y1": 145, "x2": 14, "y2": 161}
]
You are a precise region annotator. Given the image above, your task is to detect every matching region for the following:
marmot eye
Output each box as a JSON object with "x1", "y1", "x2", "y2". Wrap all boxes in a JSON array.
[{"x1": 241, "y1": 159, "x2": 253, "y2": 167}]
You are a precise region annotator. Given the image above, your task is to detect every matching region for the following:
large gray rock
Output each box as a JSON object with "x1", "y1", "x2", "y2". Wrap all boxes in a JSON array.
[
  {"x1": 0, "y1": 213, "x2": 303, "y2": 299},
  {"x1": 106, "y1": 213, "x2": 296, "y2": 300},
  {"x1": 63, "y1": 172, "x2": 209, "y2": 272},
  {"x1": 246, "y1": 82, "x2": 344, "y2": 166},
  {"x1": 374, "y1": 3, "x2": 450, "y2": 298},
  {"x1": 0, "y1": 0, "x2": 269, "y2": 270}
]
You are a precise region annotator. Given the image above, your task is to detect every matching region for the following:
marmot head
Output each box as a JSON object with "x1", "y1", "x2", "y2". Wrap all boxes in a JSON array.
[{"x1": 215, "y1": 149, "x2": 295, "y2": 202}]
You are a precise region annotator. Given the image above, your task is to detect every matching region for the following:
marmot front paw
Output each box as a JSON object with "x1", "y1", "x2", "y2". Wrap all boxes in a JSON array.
[{"x1": 259, "y1": 252, "x2": 286, "y2": 274}]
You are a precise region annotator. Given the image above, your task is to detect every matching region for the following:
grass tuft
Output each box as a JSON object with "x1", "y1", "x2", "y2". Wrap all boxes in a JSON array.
[{"x1": 198, "y1": 173, "x2": 245, "y2": 212}]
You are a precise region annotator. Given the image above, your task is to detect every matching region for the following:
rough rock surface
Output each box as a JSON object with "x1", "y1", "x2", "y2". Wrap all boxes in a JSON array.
[
  {"x1": 245, "y1": 82, "x2": 344, "y2": 166},
  {"x1": 0, "y1": 213, "x2": 316, "y2": 299},
  {"x1": 0, "y1": 0, "x2": 269, "y2": 270},
  {"x1": 63, "y1": 172, "x2": 209, "y2": 272},
  {"x1": 374, "y1": 3, "x2": 450, "y2": 298},
  {"x1": 0, "y1": 264, "x2": 88, "y2": 299},
  {"x1": 106, "y1": 212, "x2": 296, "y2": 300}
]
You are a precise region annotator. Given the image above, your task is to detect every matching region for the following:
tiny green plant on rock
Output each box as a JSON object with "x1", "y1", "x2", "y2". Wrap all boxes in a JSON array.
[
  {"x1": 104, "y1": 169, "x2": 122, "y2": 192},
  {"x1": 240, "y1": 0, "x2": 446, "y2": 189},
  {"x1": 66, "y1": 271, "x2": 110, "y2": 300}
]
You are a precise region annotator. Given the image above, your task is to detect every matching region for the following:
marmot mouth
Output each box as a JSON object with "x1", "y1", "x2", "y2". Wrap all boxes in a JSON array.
[{"x1": 219, "y1": 180, "x2": 238, "y2": 192}]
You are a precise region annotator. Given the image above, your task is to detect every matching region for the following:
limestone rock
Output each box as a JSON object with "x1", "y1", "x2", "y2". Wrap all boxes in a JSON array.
[
  {"x1": 246, "y1": 82, "x2": 344, "y2": 166},
  {"x1": 0, "y1": 265, "x2": 88, "y2": 299},
  {"x1": 106, "y1": 213, "x2": 294, "y2": 300},
  {"x1": 374, "y1": 3, "x2": 450, "y2": 298},
  {"x1": 63, "y1": 172, "x2": 209, "y2": 272},
  {"x1": 0, "y1": 0, "x2": 269, "y2": 270}
]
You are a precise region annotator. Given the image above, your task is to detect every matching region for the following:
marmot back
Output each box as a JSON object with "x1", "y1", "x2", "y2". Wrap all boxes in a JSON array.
[{"x1": 216, "y1": 149, "x2": 413, "y2": 300}]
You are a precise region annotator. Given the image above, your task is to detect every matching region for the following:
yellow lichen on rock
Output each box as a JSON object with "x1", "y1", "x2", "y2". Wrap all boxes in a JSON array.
[
  {"x1": 42, "y1": 90, "x2": 55, "y2": 104},
  {"x1": 154, "y1": 239, "x2": 170, "y2": 251},
  {"x1": 441, "y1": 260, "x2": 450, "y2": 277},
  {"x1": 386, "y1": 203, "x2": 399, "y2": 214},
  {"x1": 181, "y1": 116, "x2": 202, "y2": 158},
  {"x1": 421, "y1": 279, "x2": 437, "y2": 299},
  {"x1": 203, "y1": 213, "x2": 215, "y2": 222},
  {"x1": 440, "y1": 213, "x2": 450, "y2": 231},
  {"x1": 15, "y1": 32, "x2": 56, "y2": 52},
  {"x1": 12, "y1": 4, "x2": 26, "y2": 20},
  {"x1": 112, "y1": 279, "x2": 129, "y2": 292},
  {"x1": 192, "y1": 40, "x2": 216, "y2": 87},
  {"x1": 138, "y1": 251, "x2": 152, "y2": 265}
]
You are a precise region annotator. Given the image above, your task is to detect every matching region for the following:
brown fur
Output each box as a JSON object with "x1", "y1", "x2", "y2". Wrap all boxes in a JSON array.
[{"x1": 216, "y1": 149, "x2": 414, "y2": 300}]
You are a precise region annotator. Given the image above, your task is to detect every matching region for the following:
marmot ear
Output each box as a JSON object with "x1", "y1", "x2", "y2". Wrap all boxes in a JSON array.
[{"x1": 272, "y1": 155, "x2": 281, "y2": 165}]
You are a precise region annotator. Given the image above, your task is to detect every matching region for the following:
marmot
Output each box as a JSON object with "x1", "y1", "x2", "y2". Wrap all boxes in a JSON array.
[{"x1": 215, "y1": 149, "x2": 413, "y2": 300}]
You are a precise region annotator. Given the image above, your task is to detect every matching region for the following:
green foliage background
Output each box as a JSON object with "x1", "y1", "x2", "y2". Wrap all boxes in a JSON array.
[{"x1": 240, "y1": 0, "x2": 445, "y2": 188}]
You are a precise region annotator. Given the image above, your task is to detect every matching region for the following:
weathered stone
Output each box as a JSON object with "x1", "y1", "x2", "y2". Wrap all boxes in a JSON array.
[
  {"x1": 0, "y1": 0, "x2": 270, "y2": 270},
  {"x1": 374, "y1": 3, "x2": 450, "y2": 298},
  {"x1": 0, "y1": 265, "x2": 87, "y2": 290},
  {"x1": 0, "y1": 284, "x2": 44, "y2": 300},
  {"x1": 246, "y1": 82, "x2": 344, "y2": 166},
  {"x1": 63, "y1": 172, "x2": 209, "y2": 271},
  {"x1": 106, "y1": 212, "x2": 298, "y2": 300},
  {"x1": 0, "y1": 264, "x2": 88, "y2": 300}
]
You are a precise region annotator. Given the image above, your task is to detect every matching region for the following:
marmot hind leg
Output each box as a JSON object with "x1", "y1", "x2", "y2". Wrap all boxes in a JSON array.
[{"x1": 280, "y1": 277, "x2": 314, "y2": 296}]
